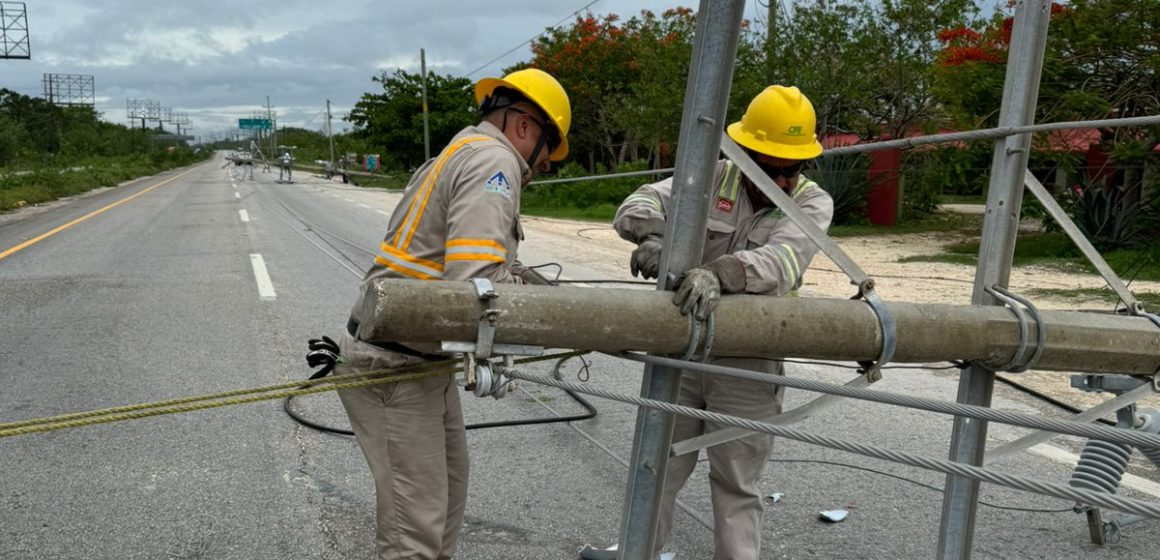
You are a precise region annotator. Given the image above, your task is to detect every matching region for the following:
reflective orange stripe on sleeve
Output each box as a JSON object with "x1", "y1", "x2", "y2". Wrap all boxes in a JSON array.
[
  {"x1": 375, "y1": 243, "x2": 445, "y2": 280},
  {"x1": 392, "y1": 136, "x2": 494, "y2": 251},
  {"x1": 444, "y1": 238, "x2": 508, "y2": 264}
]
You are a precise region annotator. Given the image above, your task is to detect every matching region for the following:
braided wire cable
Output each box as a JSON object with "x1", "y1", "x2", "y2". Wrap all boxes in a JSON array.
[
  {"x1": 0, "y1": 368, "x2": 454, "y2": 438},
  {"x1": 0, "y1": 358, "x2": 458, "y2": 431},
  {"x1": 502, "y1": 368, "x2": 1160, "y2": 519},
  {"x1": 0, "y1": 351, "x2": 588, "y2": 438},
  {"x1": 613, "y1": 352, "x2": 1160, "y2": 450}
]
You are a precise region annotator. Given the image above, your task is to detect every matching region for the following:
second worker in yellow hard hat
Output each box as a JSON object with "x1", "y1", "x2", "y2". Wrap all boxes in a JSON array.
[{"x1": 613, "y1": 85, "x2": 834, "y2": 560}]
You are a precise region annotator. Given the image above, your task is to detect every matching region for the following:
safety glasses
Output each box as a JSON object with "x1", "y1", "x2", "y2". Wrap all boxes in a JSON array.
[
  {"x1": 507, "y1": 107, "x2": 561, "y2": 153},
  {"x1": 758, "y1": 160, "x2": 804, "y2": 179}
]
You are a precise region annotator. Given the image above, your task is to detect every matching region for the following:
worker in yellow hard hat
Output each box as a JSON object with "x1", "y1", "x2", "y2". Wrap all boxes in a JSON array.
[
  {"x1": 307, "y1": 68, "x2": 571, "y2": 560},
  {"x1": 614, "y1": 85, "x2": 833, "y2": 559}
]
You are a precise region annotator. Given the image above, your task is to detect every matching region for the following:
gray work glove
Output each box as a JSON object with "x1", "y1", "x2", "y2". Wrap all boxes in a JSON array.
[
  {"x1": 672, "y1": 255, "x2": 746, "y2": 320},
  {"x1": 630, "y1": 235, "x2": 664, "y2": 280}
]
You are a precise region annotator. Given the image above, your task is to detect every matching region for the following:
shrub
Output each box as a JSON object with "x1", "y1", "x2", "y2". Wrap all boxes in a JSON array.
[{"x1": 809, "y1": 154, "x2": 870, "y2": 225}]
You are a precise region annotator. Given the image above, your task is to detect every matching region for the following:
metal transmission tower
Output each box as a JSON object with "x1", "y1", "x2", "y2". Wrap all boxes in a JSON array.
[
  {"x1": 126, "y1": 98, "x2": 160, "y2": 130},
  {"x1": 43, "y1": 74, "x2": 94, "y2": 106},
  {"x1": 0, "y1": 2, "x2": 30, "y2": 59},
  {"x1": 173, "y1": 112, "x2": 191, "y2": 136},
  {"x1": 158, "y1": 106, "x2": 173, "y2": 131}
]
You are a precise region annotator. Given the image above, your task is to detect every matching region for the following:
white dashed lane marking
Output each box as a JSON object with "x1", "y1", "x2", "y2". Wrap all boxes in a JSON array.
[{"x1": 249, "y1": 254, "x2": 277, "y2": 301}]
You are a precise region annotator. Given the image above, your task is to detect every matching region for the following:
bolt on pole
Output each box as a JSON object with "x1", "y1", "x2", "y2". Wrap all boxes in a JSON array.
[
  {"x1": 615, "y1": 1, "x2": 746, "y2": 558},
  {"x1": 937, "y1": 2, "x2": 1052, "y2": 558}
]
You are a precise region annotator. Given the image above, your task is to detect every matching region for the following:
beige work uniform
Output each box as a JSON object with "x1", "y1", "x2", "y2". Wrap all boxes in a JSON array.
[
  {"x1": 613, "y1": 159, "x2": 834, "y2": 560},
  {"x1": 338, "y1": 121, "x2": 531, "y2": 560}
]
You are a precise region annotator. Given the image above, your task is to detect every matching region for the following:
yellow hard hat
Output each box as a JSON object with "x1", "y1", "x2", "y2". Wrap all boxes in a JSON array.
[
  {"x1": 727, "y1": 85, "x2": 823, "y2": 160},
  {"x1": 475, "y1": 68, "x2": 571, "y2": 161}
]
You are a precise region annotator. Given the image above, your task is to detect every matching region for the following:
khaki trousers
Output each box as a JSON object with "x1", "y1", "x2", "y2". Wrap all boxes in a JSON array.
[
  {"x1": 335, "y1": 333, "x2": 468, "y2": 560},
  {"x1": 655, "y1": 357, "x2": 783, "y2": 560}
]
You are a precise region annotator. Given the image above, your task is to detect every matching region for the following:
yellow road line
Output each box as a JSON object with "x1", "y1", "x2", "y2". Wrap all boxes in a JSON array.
[{"x1": 0, "y1": 167, "x2": 200, "y2": 263}]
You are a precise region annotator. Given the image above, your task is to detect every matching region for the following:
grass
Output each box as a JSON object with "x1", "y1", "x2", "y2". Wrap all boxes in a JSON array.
[
  {"x1": 521, "y1": 203, "x2": 620, "y2": 221},
  {"x1": 1026, "y1": 287, "x2": 1160, "y2": 310},
  {"x1": 1, "y1": 152, "x2": 209, "y2": 213},
  {"x1": 897, "y1": 231, "x2": 1160, "y2": 282},
  {"x1": 830, "y1": 212, "x2": 983, "y2": 237},
  {"x1": 941, "y1": 194, "x2": 986, "y2": 205},
  {"x1": 352, "y1": 173, "x2": 409, "y2": 190}
]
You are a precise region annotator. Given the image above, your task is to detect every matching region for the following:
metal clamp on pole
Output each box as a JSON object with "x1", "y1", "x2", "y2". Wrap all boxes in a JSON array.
[
  {"x1": 472, "y1": 278, "x2": 499, "y2": 359},
  {"x1": 854, "y1": 281, "x2": 895, "y2": 382},
  {"x1": 680, "y1": 306, "x2": 716, "y2": 362},
  {"x1": 439, "y1": 279, "x2": 541, "y2": 397},
  {"x1": 984, "y1": 284, "x2": 1045, "y2": 373}
]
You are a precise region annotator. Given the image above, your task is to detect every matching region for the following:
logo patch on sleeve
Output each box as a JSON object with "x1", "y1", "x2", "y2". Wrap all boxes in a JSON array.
[{"x1": 484, "y1": 171, "x2": 512, "y2": 196}]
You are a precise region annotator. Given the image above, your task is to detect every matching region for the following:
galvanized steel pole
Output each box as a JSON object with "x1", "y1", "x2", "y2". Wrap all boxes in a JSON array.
[
  {"x1": 614, "y1": 2, "x2": 746, "y2": 558},
  {"x1": 937, "y1": 2, "x2": 1052, "y2": 558}
]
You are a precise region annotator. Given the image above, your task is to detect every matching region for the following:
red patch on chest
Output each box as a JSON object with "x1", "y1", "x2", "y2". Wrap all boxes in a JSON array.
[{"x1": 716, "y1": 197, "x2": 734, "y2": 213}]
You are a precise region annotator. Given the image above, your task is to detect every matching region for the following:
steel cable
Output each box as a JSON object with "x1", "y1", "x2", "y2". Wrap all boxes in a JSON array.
[
  {"x1": 613, "y1": 352, "x2": 1160, "y2": 450},
  {"x1": 502, "y1": 368, "x2": 1160, "y2": 519}
]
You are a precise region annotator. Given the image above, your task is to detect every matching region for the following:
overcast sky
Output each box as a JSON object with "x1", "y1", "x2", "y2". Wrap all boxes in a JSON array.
[{"x1": 1, "y1": 1, "x2": 772, "y2": 141}]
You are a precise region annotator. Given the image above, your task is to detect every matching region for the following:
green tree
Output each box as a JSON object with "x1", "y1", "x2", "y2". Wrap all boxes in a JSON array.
[{"x1": 347, "y1": 69, "x2": 476, "y2": 171}]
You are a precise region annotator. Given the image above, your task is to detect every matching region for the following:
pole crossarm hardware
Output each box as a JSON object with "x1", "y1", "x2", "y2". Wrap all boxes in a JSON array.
[
  {"x1": 499, "y1": 367, "x2": 1160, "y2": 520},
  {"x1": 721, "y1": 135, "x2": 896, "y2": 377},
  {"x1": 358, "y1": 280, "x2": 1160, "y2": 376}
]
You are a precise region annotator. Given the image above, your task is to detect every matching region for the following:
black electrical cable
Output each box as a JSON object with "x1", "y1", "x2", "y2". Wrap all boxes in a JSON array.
[
  {"x1": 285, "y1": 355, "x2": 600, "y2": 436},
  {"x1": 284, "y1": 387, "x2": 597, "y2": 436},
  {"x1": 994, "y1": 374, "x2": 1117, "y2": 427}
]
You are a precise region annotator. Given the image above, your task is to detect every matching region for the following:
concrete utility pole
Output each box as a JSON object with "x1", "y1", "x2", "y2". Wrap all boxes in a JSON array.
[
  {"x1": 421, "y1": 48, "x2": 431, "y2": 161},
  {"x1": 326, "y1": 99, "x2": 336, "y2": 166},
  {"x1": 266, "y1": 96, "x2": 276, "y2": 159},
  {"x1": 937, "y1": 2, "x2": 1052, "y2": 558},
  {"x1": 356, "y1": 280, "x2": 1160, "y2": 377}
]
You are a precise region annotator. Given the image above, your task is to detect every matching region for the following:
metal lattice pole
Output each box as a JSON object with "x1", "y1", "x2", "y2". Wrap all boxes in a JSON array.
[
  {"x1": 938, "y1": 2, "x2": 1052, "y2": 558},
  {"x1": 617, "y1": 1, "x2": 746, "y2": 558}
]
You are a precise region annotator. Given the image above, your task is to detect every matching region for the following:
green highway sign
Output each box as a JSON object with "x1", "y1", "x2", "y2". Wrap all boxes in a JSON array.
[{"x1": 239, "y1": 118, "x2": 272, "y2": 130}]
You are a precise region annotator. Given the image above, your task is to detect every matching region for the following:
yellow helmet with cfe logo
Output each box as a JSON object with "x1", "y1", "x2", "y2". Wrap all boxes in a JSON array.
[
  {"x1": 727, "y1": 85, "x2": 823, "y2": 160},
  {"x1": 475, "y1": 68, "x2": 571, "y2": 161}
]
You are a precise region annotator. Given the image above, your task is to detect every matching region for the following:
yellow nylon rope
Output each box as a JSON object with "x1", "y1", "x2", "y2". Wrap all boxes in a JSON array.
[{"x1": 0, "y1": 351, "x2": 586, "y2": 439}]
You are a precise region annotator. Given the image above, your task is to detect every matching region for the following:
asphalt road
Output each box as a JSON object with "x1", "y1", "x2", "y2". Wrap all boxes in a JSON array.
[{"x1": 1, "y1": 154, "x2": 1158, "y2": 559}]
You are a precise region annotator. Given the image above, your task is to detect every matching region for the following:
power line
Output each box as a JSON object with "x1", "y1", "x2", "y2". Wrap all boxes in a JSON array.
[{"x1": 463, "y1": 0, "x2": 601, "y2": 78}]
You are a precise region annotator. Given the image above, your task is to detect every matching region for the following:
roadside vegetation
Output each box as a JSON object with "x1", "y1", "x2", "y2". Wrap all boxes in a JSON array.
[
  {"x1": 0, "y1": 89, "x2": 207, "y2": 213},
  {"x1": 5, "y1": 1, "x2": 1156, "y2": 291}
]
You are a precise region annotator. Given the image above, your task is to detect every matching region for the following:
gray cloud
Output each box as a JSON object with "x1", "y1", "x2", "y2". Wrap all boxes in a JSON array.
[{"x1": 3, "y1": 1, "x2": 753, "y2": 139}]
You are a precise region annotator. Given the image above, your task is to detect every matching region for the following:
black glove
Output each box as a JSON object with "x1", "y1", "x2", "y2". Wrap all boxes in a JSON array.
[
  {"x1": 306, "y1": 335, "x2": 341, "y2": 379},
  {"x1": 630, "y1": 235, "x2": 664, "y2": 280},
  {"x1": 672, "y1": 255, "x2": 746, "y2": 321}
]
